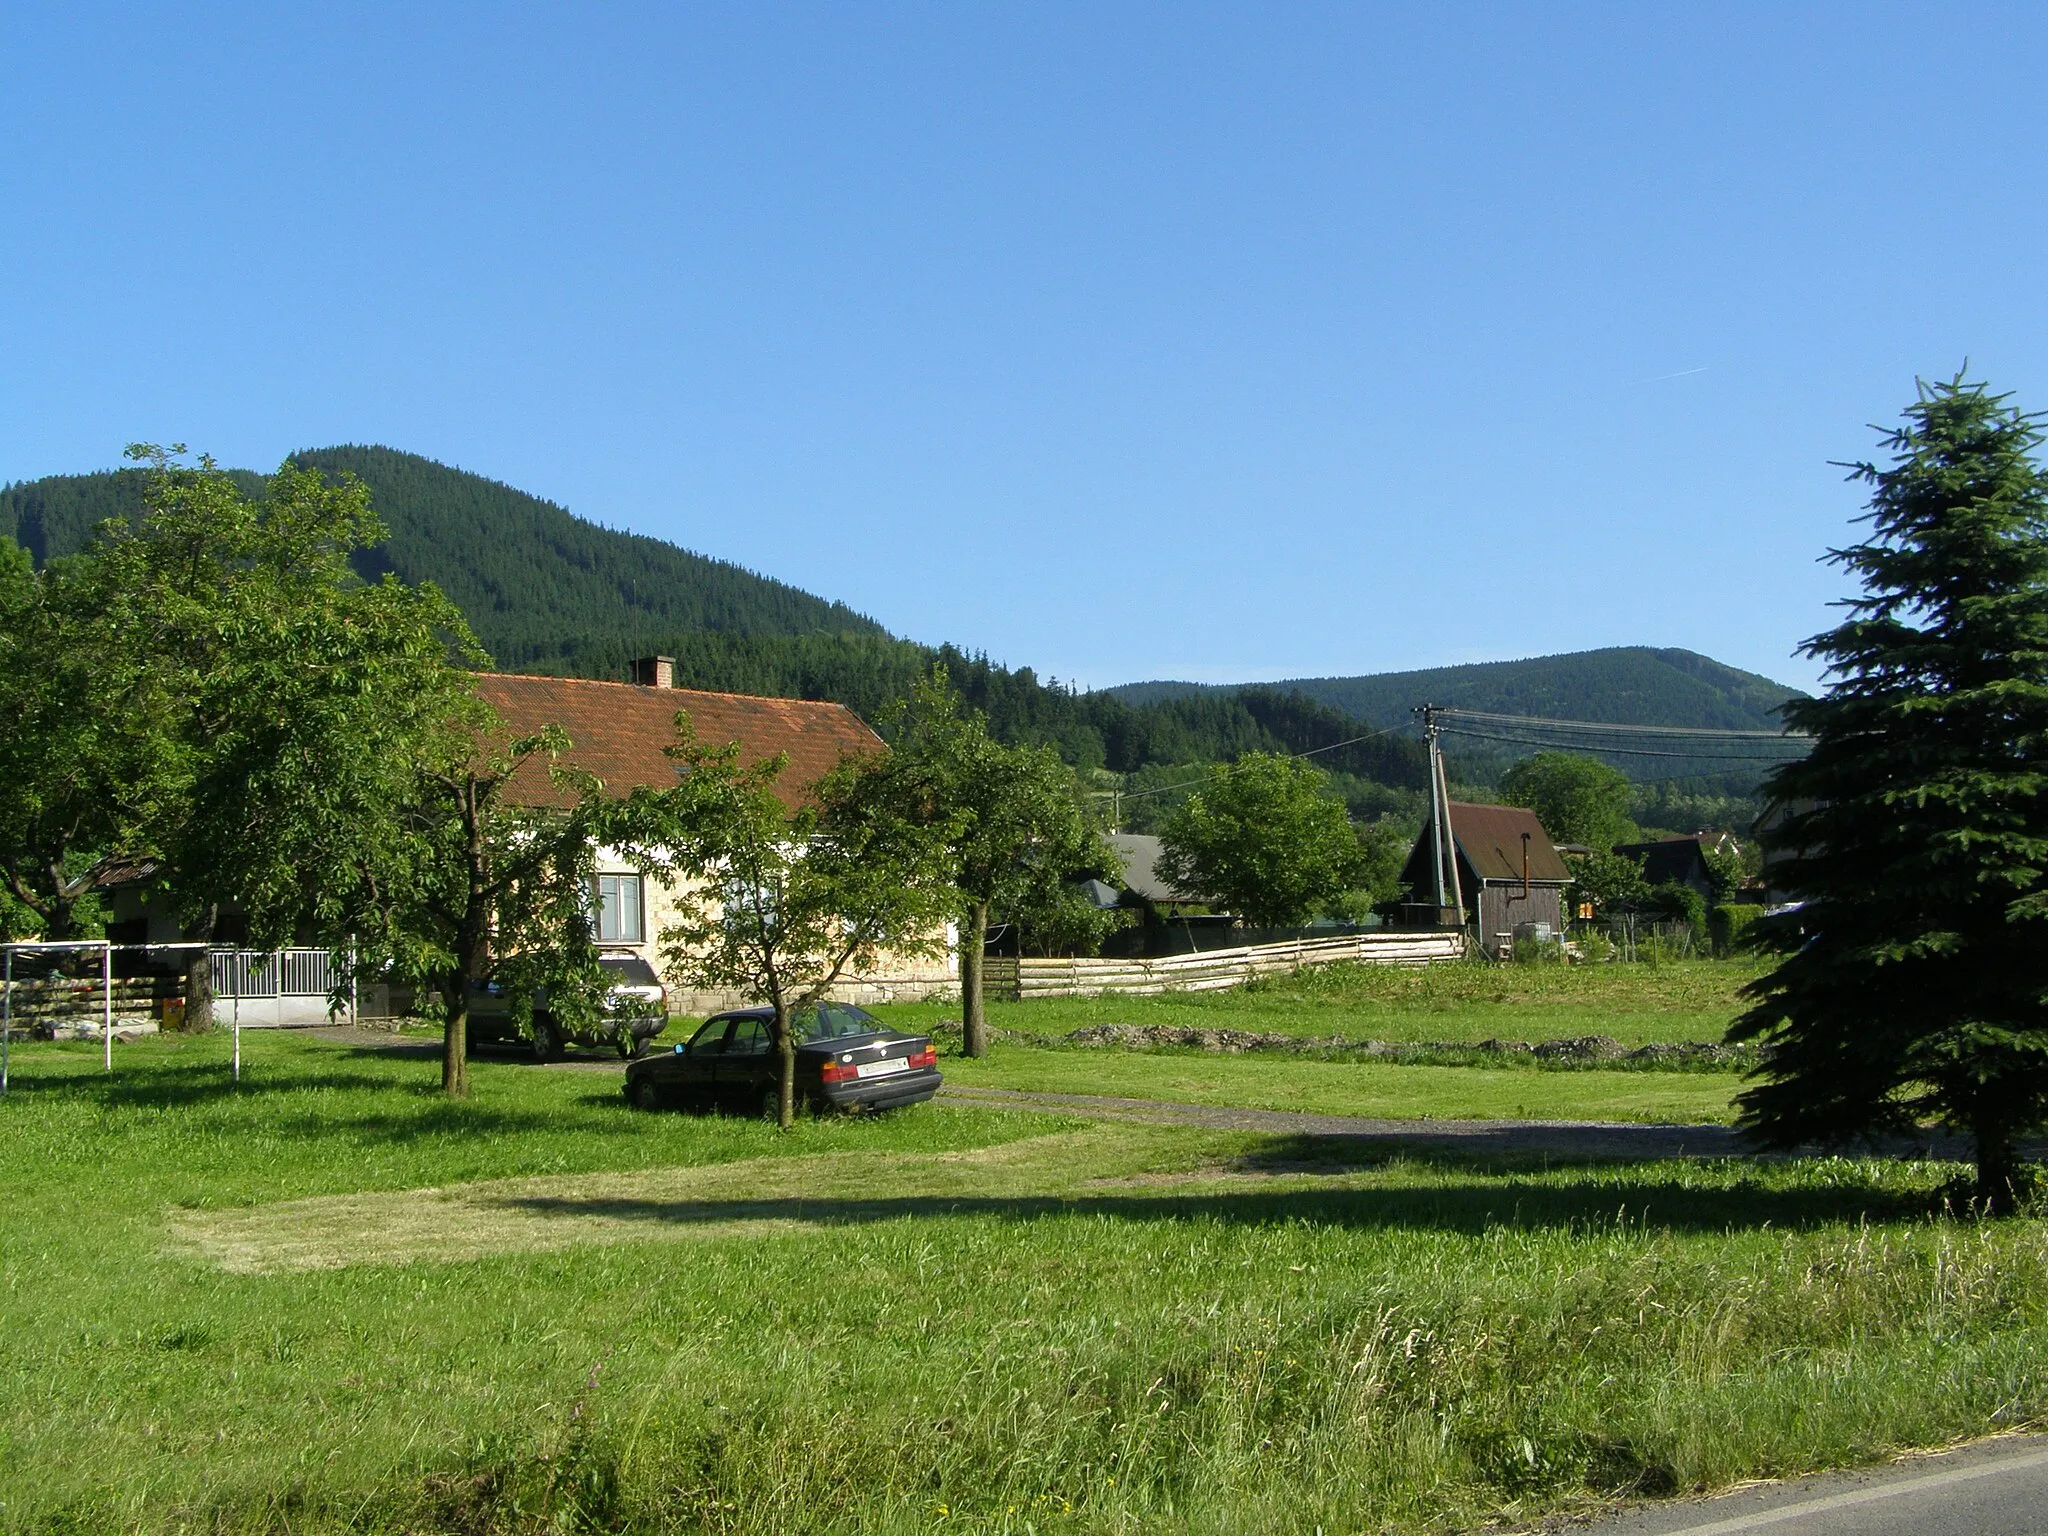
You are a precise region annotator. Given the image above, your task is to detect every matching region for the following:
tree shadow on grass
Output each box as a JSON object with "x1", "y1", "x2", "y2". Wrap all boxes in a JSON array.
[
  {"x1": 489, "y1": 1149, "x2": 1965, "y2": 1236},
  {"x1": 482, "y1": 1181, "x2": 1932, "y2": 1237},
  {"x1": 0, "y1": 1064, "x2": 646, "y2": 1149},
  {"x1": 1, "y1": 1063, "x2": 430, "y2": 1108}
]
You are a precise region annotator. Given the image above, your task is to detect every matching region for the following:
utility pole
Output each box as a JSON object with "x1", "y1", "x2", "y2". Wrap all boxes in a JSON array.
[{"x1": 1417, "y1": 705, "x2": 1464, "y2": 925}]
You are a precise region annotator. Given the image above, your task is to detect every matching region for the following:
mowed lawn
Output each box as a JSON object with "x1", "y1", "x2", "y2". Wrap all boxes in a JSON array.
[
  {"x1": 941, "y1": 1042, "x2": 1742, "y2": 1122},
  {"x1": 5, "y1": 1025, "x2": 2048, "y2": 1536},
  {"x1": 874, "y1": 955, "x2": 1771, "y2": 1046}
]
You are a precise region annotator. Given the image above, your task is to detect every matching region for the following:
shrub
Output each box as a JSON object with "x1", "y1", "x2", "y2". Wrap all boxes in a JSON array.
[
  {"x1": 1644, "y1": 882, "x2": 1707, "y2": 940},
  {"x1": 1572, "y1": 929, "x2": 1615, "y2": 964},
  {"x1": 1711, "y1": 903, "x2": 1766, "y2": 957}
]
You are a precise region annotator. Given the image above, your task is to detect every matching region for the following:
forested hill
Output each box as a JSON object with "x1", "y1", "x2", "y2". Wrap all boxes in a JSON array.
[
  {"x1": 1, "y1": 447, "x2": 887, "y2": 672},
  {"x1": 0, "y1": 450, "x2": 1426, "y2": 787},
  {"x1": 1109, "y1": 647, "x2": 1803, "y2": 732},
  {"x1": 1, "y1": 449, "x2": 1774, "y2": 799}
]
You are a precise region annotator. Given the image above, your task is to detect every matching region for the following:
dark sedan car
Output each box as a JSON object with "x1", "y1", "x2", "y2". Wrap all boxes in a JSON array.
[{"x1": 623, "y1": 1000, "x2": 939, "y2": 1116}]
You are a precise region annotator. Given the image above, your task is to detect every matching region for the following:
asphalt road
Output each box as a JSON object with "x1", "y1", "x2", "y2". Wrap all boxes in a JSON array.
[{"x1": 1577, "y1": 1436, "x2": 2048, "y2": 1534}]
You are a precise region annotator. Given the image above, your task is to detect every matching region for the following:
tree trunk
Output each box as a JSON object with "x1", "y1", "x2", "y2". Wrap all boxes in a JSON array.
[
  {"x1": 182, "y1": 905, "x2": 218, "y2": 1032},
  {"x1": 774, "y1": 1000, "x2": 795, "y2": 1129},
  {"x1": 41, "y1": 859, "x2": 78, "y2": 943},
  {"x1": 441, "y1": 967, "x2": 470, "y2": 1099},
  {"x1": 961, "y1": 900, "x2": 989, "y2": 1059},
  {"x1": 1974, "y1": 1121, "x2": 2021, "y2": 1215},
  {"x1": 442, "y1": 785, "x2": 487, "y2": 1099}
]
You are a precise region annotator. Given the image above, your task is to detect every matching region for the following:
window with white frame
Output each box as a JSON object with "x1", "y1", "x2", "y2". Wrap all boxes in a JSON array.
[{"x1": 593, "y1": 873, "x2": 645, "y2": 943}]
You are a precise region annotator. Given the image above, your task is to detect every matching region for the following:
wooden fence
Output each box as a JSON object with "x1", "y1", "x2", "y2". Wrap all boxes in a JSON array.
[
  {"x1": 0, "y1": 975, "x2": 171, "y2": 1023},
  {"x1": 981, "y1": 930, "x2": 1467, "y2": 1000}
]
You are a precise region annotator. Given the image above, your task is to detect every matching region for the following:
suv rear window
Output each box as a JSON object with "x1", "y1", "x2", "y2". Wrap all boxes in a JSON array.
[{"x1": 598, "y1": 954, "x2": 661, "y2": 986}]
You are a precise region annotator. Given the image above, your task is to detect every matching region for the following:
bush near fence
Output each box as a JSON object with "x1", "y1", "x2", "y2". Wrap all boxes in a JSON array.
[{"x1": 1710, "y1": 903, "x2": 1766, "y2": 957}]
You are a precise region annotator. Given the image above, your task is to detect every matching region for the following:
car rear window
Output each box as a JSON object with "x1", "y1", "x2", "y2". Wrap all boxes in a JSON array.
[{"x1": 799, "y1": 1002, "x2": 883, "y2": 1041}]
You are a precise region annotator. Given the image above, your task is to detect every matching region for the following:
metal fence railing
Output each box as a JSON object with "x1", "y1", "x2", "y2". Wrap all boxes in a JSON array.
[{"x1": 209, "y1": 948, "x2": 339, "y2": 1000}]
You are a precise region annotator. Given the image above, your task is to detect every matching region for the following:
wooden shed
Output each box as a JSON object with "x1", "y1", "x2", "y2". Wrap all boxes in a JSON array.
[{"x1": 1400, "y1": 801, "x2": 1571, "y2": 955}]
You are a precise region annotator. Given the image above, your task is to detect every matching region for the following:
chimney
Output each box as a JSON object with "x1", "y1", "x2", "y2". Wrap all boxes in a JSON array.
[{"x1": 630, "y1": 655, "x2": 675, "y2": 688}]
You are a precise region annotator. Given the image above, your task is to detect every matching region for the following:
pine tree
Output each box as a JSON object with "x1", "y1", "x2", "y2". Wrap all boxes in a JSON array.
[{"x1": 1732, "y1": 375, "x2": 2048, "y2": 1210}]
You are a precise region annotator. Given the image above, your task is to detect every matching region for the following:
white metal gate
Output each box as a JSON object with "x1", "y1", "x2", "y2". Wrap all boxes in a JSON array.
[{"x1": 209, "y1": 948, "x2": 346, "y2": 1026}]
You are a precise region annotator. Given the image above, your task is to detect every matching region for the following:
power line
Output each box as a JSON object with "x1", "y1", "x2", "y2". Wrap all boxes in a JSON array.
[
  {"x1": 1438, "y1": 706, "x2": 1805, "y2": 741},
  {"x1": 1105, "y1": 704, "x2": 1805, "y2": 814},
  {"x1": 1435, "y1": 724, "x2": 1806, "y2": 762},
  {"x1": 1115, "y1": 721, "x2": 1415, "y2": 802}
]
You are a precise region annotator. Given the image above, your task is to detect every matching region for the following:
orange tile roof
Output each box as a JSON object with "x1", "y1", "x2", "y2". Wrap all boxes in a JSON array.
[{"x1": 470, "y1": 673, "x2": 884, "y2": 811}]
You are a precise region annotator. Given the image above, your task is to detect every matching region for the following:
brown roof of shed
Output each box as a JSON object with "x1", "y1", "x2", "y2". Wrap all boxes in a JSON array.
[
  {"x1": 1403, "y1": 801, "x2": 1573, "y2": 891},
  {"x1": 470, "y1": 673, "x2": 883, "y2": 811},
  {"x1": 1446, "y1": 802, "x2": 1571, "y2": 883}
]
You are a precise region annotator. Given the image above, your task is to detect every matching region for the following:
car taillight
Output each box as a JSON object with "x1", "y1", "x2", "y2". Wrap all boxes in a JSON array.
[
  {"x1": 821, "y1": 1058, "x2": 857, "y2": 1084},
  {"x1": 908, "y1": 1045, "x2": 936, "y2": 1069}
]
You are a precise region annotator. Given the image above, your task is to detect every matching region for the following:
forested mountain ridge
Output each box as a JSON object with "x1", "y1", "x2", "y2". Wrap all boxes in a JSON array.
[
  {"x1": 2, "y1": 447, "x2": 887, "y2": 674},
  {"x1": 1, "y1": 449, "x2": 1769, "y2": 805},
  {"x1": 1, "y1": 450, "x2": 1426, "y2": 786},
  {"x1": 1109, "y1": 647, "x2": 1803, "y2": 732}
]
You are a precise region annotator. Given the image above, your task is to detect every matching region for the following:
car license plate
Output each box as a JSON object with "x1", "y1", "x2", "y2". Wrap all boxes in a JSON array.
[{"x1": 854, "y1": 1058, "x2": 909, "y2": 1079}]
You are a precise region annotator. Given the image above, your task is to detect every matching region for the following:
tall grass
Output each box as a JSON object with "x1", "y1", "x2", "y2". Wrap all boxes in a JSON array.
[{"x1": 2, "y1": 1032, "x2": 2043, "y2": 1535}]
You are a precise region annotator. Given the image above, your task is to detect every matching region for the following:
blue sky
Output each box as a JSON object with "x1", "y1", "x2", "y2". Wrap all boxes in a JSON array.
[{"x1": 4, "y1": 4, "x2": 2045, "y2": 693}]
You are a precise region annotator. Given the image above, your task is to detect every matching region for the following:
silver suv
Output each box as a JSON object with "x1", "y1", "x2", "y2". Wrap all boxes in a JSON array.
[{"x1": 466, "y1": 950, "x2": 670, "y2": 1060}]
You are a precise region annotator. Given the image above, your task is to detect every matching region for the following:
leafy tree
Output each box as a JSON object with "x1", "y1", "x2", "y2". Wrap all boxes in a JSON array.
[
  {"x1": 1352, "y1": 816, "x2": 1418, "y2": 911},
  {"x1": 999, "y1": 877, "x2": 1129, "y2": 959},
  {"x1": 620, "y1": 717, "x2": 954, "y2": 1125},
  {"x1": 0, "y1": 525, "x2": 175, "y2": 940},
  {"x1": 115, "y1": 448, "x2": 474, "y2": 1025},
  {"x1": 836, "y1": 669, "x2": 1112, "y2": 1058},
  {"x1": 1644, "y1": 881, "x2": 1707, "y2": 941},
  {"x1": 1500, "y1": 752, "x2": 1639, "y2": 848},
  {"x1": 1701, "y1": 843, "x2": 1749, "y2": 905},
  {"x1": 1731, "y1": 375, "x2": 2048, "y2": 1210},
  {"x1": 1157, "y1": 753, "x2": 1361, "y2": 928},
  {"x1": 0, "y1": 446, "x2": 469, "y2": 1037},
  {"x1": 1568, "y1": 849, "x2": 1649, "y2": 921},
  {"x1": 346, "y1": 711, "x2": 610, "y2": 1098}
]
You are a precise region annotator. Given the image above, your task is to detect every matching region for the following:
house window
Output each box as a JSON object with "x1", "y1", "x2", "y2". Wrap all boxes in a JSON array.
[{"x1": 594, "y1": 874, "x2": 645, "y2": 943}]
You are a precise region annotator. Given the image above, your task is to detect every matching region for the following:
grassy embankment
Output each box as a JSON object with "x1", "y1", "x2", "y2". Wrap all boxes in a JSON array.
[
  {"x1": 3, "y1": 1015, "x2": 2045, "y2": 1536},
  {"x1": 872, "y1": 958, "x2": 1766, "y2": 1124}
]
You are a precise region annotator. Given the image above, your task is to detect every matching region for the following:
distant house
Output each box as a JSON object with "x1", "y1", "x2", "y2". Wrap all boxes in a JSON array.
[
  {"x1": 1105, "y1": 833, "x2": 1210, "y2": 919},
  {"x1": 473, "y1": 659, "x2": 957, "y2": 1012},
  {"x1": 105, "y1": 659, "x2": 959, "y2": 1016},
  {"x1": 1613, "y1": 834, "x2": 1737, "y2": 903},
  {"x1": 1399, "y1": 801, "x2": 1571, "y2": 955}
]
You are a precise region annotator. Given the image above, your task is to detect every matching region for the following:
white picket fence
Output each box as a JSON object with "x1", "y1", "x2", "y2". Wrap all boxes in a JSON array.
[{"x1": 982, "y1": 930, "x2": 1467, "y2": 1000}]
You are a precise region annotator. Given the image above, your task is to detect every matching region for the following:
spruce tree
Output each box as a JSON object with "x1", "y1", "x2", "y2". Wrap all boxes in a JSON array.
[{"x1": 1732, "y1": 375, "x2": 2048, "y2": 1209}]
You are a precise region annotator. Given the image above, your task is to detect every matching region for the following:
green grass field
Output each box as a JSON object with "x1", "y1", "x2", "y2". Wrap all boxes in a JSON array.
[
  {"x1": 4, "y1": 1014, "x2": 2045, "y2": 1536},
  {"x1": 873, "y1": 956, "x2": 1770, "y2": 1046},
  {"x1": 942, "y1": 1042, "x2": 1742, "y2": 1122}
]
